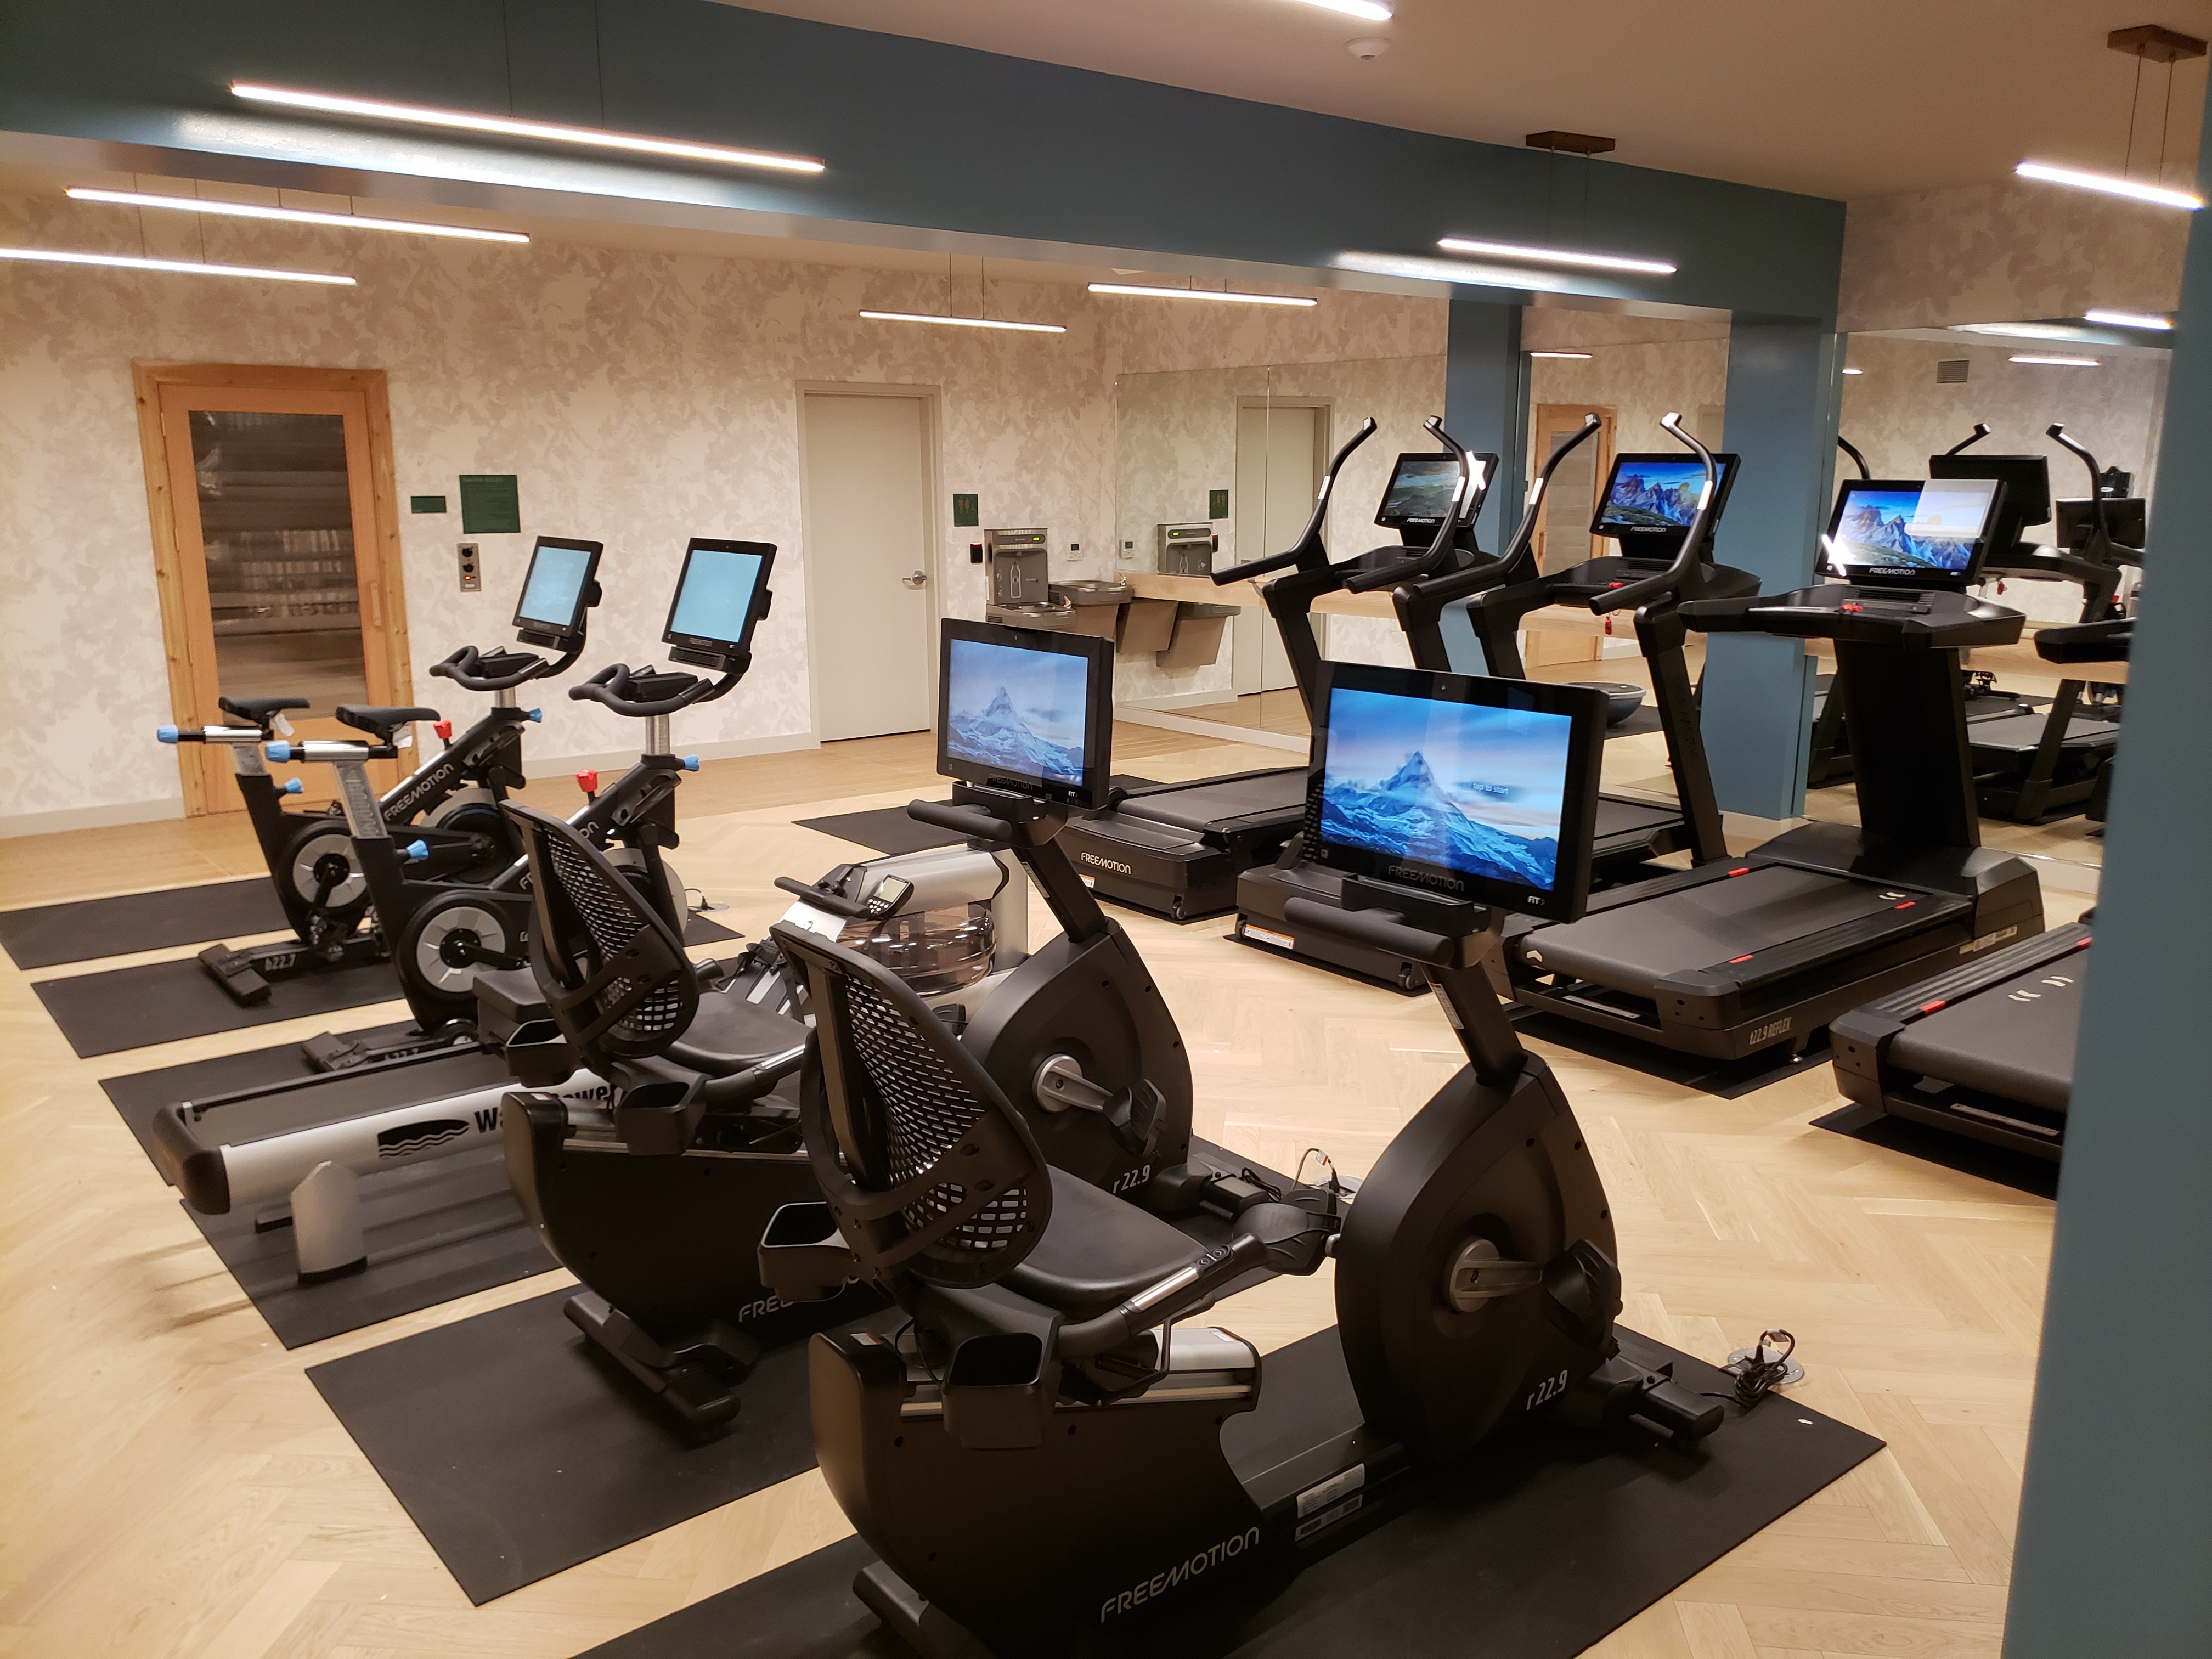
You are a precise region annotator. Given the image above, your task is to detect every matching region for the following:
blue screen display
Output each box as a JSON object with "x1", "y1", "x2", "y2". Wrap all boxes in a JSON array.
[
  {"x1": 1826, "y1": 479, "x2": 1999, "y2": 575},
  {"x1": 516, "y1": 541, "x2": 594, "y2": 629},
  {"x1": 1595, "y1": 458, "x2": 1715, "y2": 533},
  {"x1": 945, "y1": 638, "x2": 1091, "y2": 787},
  {"x1": 668, "y1": 547, "x2": 765, "y2": 646},
  {"x1": 1321, "y1": 686, "x2": 1573, "y2": 891}
]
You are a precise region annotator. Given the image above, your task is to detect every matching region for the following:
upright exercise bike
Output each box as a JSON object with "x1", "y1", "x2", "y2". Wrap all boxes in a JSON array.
[
  {"x1": 157, "y1": 535, "x2": 604, "y2": 1007},
  {"x1": 758, "y1": 656, "x2": 1720, "y2": 1656}
]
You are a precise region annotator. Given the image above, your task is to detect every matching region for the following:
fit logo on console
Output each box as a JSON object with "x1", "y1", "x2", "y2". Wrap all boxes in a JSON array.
[{"x1": 1099, "y1": 1526, "x2": 1261, "y2": 1622}]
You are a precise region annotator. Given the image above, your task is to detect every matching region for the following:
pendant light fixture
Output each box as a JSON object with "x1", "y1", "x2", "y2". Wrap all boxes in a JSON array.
[
  {"x1": 861, "y1": 256, "x2": 1066, "y2": 334},
  {"x1": 232, "y1": 82, "x2": 824, "y2": 175},
  {"x1": 2016, "y1": 26, "x2": 2207, "y2": 210},
  {"x1": 67, "y1": 187, "x2": 527, "y2": 243}
]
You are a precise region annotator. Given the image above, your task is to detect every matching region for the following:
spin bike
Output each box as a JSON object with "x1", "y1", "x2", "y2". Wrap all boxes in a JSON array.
[
  {"x1": 156, "y1": 535, "x2": 603, "y2": 1006},
  {"x1": 757, "y1": 661, "x2": 1722, "y2": 1658}
]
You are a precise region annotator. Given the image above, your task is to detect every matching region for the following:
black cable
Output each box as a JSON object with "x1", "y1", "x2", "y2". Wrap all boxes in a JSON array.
[{"x1": 1711, "y1": 1329, "x2": 1797, "y2": 1410}]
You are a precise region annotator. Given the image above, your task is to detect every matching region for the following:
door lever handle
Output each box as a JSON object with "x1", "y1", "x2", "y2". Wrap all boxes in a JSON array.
[{"x1": 901, "y1": 569, "x2": 928, "y2": 588}]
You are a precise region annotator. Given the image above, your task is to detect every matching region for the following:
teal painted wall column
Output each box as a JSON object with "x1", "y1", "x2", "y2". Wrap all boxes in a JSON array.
[
  {"x1": 1443, "y1": 297, "x2": 1527, "y2": 555},
  {"x1": 1436, "y1": 298, "x2": 1527, "y2": 674},
  {"x1": 2001, "y1": 122, "x2": 2212, "y2": 1659},
  {"x1": 1705, "y1": 315, "x2": 1842, "y2": 820}
]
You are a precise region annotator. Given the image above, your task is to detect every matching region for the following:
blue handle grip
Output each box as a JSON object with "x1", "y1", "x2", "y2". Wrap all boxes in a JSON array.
[
  {"x1": 682, "y1": 755, "x2": 701, "y2": 773},
  {"x1": 156, "y1": 725, "x2": 179, "y2": 744},
  {"x1": 527, "y1": 707, "x2": 543, "y2": 722},
  {"x1": 266, "y1": 741, "x2": 294, "y2": 763},
  {"x1": 280, "y1": 778, "x2": 304, "y2": 795},
  {"x1": 403, "y1": 839, "x2": 431, "y2": 863}
]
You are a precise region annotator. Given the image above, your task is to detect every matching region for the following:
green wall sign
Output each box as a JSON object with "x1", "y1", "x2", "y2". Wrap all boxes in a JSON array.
[
  {"x1": 409, "y1": 494, "x2": 448, "y2": 514},
  {"x1": 459, "y1": 474, "x2": 521, "y2": 534},
  {"x1": 1208, "y1": 489, "x2": 1229, "y2": 520},
  {"x1": 952, "y1": 493, "x2": 979, "y2": 527}
]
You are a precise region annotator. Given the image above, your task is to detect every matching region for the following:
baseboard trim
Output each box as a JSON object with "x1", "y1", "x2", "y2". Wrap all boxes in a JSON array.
[
  {"x1": 1113, "y1": 689, "x2": 1242, "y2": 713},
  {"x1": 1113, "y1": 705, "x2": 1306, "y2": 753},
  {"x1": 0, "y1": 795, "x2": 186, "y2": 839},
  {"x1": 531, "y1": 730, "x2": 819, "y2": 777}
]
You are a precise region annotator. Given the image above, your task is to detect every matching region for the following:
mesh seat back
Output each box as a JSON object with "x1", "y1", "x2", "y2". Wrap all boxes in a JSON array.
[
  {"x1": 500, "y1": 801, "x2": 697, "y2": 1063},
  {"x1": 771, "y1": 921, "x2": 1049, "y2": 1291}
]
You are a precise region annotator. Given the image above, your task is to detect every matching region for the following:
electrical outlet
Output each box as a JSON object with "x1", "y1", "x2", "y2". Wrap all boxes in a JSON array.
[{"x1": 457, "y1": 541, "x2": 482, "y2": 592}]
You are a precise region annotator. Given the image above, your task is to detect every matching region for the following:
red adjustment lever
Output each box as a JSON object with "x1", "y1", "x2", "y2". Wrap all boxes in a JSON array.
[
  {"x1": 575, "y1": 769, "x2": 599, "y2": 795},
  {"x1": 1841, "y1": 602, "x2": 1863, "y2": 612},
  {"x1": 434, "y1": 719, "x2": 453, "y2": 741},
  {"x1": 1606, "y1": 580, "x2": 1626, "y2": 588},
  {"x1": 1604, "y1": 617, "x2": 1615, "y2": 635}
]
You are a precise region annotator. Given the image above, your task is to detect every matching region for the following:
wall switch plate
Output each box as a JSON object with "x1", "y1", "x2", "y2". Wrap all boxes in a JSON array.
[{"x1": 458, "y1": 541, "x2": 482, "y2": 592}]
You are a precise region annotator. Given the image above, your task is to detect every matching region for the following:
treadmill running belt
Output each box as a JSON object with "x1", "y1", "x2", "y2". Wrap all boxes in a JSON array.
[
  {"x1": 1889, "y1": 960, "x2": 2084, "y2": 1114},
  {"x1": 1969, "y1": 712, "x2": 2121, "y2": 753},
  {"x1": 1118, "y1": 769, "x2": 1306, "y2": 834},
  {"x1": 1527, "y1": 866, "x2": 1908, "y2": 997}
]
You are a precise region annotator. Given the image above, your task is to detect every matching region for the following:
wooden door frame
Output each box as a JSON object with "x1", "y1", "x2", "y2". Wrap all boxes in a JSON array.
[
  {"x1": 1231, "y1": 395, "x2": 1332, "y2": 693},
  {"x1": 793, "y1": 381, "x2": 945, "y2": 743},
  {"x1": 132, "y1": 362, "x2": 411, "y2": 814}
]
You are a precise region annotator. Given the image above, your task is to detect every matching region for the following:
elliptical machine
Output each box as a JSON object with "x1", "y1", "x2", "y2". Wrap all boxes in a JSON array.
[
  {"x1": 492, "y1": 619, "x2": 1244, "y2": 1427},
  {"x1": 156, "y1": 534, "x2": 603, "y2": 1006},
  {"x1": 758, "y1": 656, "x2": 1719, "y2": 1657}
]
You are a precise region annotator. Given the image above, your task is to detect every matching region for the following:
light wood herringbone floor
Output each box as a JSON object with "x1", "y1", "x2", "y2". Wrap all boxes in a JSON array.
[{"x1": 0, "y1": 723, "x2": 2078, "y2": 1657}]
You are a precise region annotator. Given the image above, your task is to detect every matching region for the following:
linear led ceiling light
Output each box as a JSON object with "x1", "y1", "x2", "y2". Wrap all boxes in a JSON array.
[
  {"x1": 1288, "y1": 0, "x2": 1394, "y2": 20},
  {"x1": 67, "y1": 187, "x2": 528, "y2": 242},
  {"x1": 232, "y1": 82, "x2": 825, "y2": 174},
  {"x1": 2015, "y1": 161, "x2": 2202, "y2": 210},
  {"x1": 1843, "y1": 366, "x2": 1863, "y2": 374},
  {"x1": 1438, "y1": 236, "x2": 1675, "y2": 275},
  {"x1": 2084, "y1": 307, "x2": 2175, "y2": 330},
  {"x1": 1088, "y1": 282, "x2": 1316, "y2": 307},
  {"x1": 857, "y1": 310, "x2": 1065, "y2": 334},
  {"x1": 0, "y1": 246, "x2": 354, "y2": 284},
  {"x1": 1528, "y1": 350, "x2": 1593, "y2": 359},
  {"x1": 2010, "y1": 354, "x2": 2102, "y2": 366}
]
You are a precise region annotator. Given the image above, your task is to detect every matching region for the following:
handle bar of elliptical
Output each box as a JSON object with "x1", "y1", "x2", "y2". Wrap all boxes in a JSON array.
[
  {"x1": 2047, "y1": 422, "x2": 2118, "y2": 551},
  {"x1": 1589, "y1": 412, "x2": 1720, "y2": 617},
  {"x1": 1943, "y1": 421, "x2": 1991, "y2": 457},
  {"x1": 1484, "y1": 413, "x2": 1605, "y2": 588},
  {"x1": 1837, "y1": 435, "x2": 1871, "y2": 482},
  {"x1": 1344, "y1": 417, "x2": 1479, "y2": 595},
  {"x1": 1210, "y1": 417, "x2": 1379, "y2": 584}
]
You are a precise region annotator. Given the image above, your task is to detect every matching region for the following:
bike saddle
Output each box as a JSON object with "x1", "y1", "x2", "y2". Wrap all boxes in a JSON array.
[
  {"x1": 218, "y1": 695, "x2": 311, "y2": 726},
  {"x1": 335, "y1": 704, "x2": 441, "y2": 740}
]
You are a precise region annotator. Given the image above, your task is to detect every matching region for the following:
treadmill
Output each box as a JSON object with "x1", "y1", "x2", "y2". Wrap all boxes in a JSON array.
[
  {"x1": 1446, "y1": 414, "x2": 1747, "y2": 874},
  {"x1": 1931, "y1": 424, "x2": 2135, "y2": 822},
  {"x1": 1504, "y1": 469, "x2": 2047, "y2": 1061},
  {"x1": 1058, "y1": 417, "x2": 1498, "y2": 920},
  {"x1": 1829, "y1": 614, "x2": 2129, "y2": 1160},
  {"x1": 1229, "y1": 424, "x2": 1526, "y2": 985}
]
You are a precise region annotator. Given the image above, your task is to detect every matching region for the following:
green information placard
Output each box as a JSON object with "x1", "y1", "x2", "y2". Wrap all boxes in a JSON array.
[
  {"x1": 1208, "y1": 489, "x2": 1229, "y2": 520},
  {"x1": 409, "y1": 494, "x2": 448, "y2": 514},
  {"x1": 952, "y1": 493, "x2": 979, "y2": 528},
  {"x1": 459, "y1": 474, "x2": 521, "y2": 534}
]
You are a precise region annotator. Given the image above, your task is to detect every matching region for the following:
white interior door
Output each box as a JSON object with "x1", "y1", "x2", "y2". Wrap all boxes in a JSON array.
[
  {"x1": 803, "y1": 392, "x2": 934, "y2": 740},
  {"x1": 1231, "y1": 402, "x2": 1324, "y2": 695}
]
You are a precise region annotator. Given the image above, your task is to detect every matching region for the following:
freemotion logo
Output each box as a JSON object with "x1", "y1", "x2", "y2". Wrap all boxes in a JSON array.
[{"x1": 1078, "y1": 851, "x2": 1134, "y2": 876}]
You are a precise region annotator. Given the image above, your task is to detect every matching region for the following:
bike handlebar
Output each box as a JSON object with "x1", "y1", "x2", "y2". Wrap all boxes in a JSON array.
[
  {"x1": 431, "y1": 644, "x2": 552, "y2": 693},
  {"x1": 568, "y1": 662, "x2": 719, "y2": 719}
]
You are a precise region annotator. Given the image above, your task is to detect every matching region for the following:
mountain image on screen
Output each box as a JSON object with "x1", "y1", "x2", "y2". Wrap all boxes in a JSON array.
[
  {"x1": 1603, "y1": 469, "x2": 1703, "y2": 532},
  {"x1": 1839, "y1": 500, "x2": 1955, "y2": 569},
  {"x1": 1322, "y1": 749, "x2": 1558, "y2": 888},
  {"x1": 950, "y1": 685, "x2": 1082, "y2": 783}
]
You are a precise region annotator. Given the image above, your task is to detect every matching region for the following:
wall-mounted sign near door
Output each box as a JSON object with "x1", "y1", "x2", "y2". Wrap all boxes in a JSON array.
[
  {"x1": 459, "y1": 473, "x2": 521, "y2": 534},
  {"x1": 410, "y1": 494, "x2": 449, "y2": 514},
  {"x1": 1208, "y1": 489, "x2": 1229, "y2": 520},
  {"x1": 952, "y1": 493, "x2": 979, "y2": 527}
]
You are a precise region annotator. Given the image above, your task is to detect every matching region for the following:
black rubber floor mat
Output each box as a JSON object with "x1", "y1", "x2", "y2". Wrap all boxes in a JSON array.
[
  {"x1": 1810, "y1": 1101, "x2": 2058, "y2": 1199},
  {"x1": 1510, "y1": 1008, "x2": 1833, "y2": 1100},
  {"x1": 1606, "y1": 704, "x2": 1666, "y2": 740},
  {"x1": 101, "y1": 1039, "x2": 554, "y2": 1347},
  {"x1": 798, "y1": 781, "x2": 1158, "y2": 859},
  {"x1": 0, "y1": 877, "x2": 285, "y2": 969},
  {"x1": 36, "y1": 911, "x2": 737, "y2": 1058},
  {"x1": 577, "y1": 1328, "x2": 1882, "y2": 1658},
  {"x1": 307, "y1": 1286, "x2": 896, "y2": 1604},
  {"x1": 309, "y1": 1137, "x2": 1282, "y2": 1602}
]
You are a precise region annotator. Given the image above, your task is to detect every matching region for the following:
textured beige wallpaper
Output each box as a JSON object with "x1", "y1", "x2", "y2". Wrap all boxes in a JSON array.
[
  {"x1": 1840, "y1": 179, "x2": 2187, "y2": 334},
  {"x1": 0, "y1": 191, "x2": 1442, "y2": 827}
]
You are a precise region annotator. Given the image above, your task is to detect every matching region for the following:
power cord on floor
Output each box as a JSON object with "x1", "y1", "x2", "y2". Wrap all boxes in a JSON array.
[{"x1": 1712, "y1": 1329, "x2": 1801, "y2": 1410}]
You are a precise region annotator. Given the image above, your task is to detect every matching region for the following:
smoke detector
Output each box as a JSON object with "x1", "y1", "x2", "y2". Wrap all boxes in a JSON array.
[{"x1": 1347, "y1": 37, "x2": 1390, "y2": 60}]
